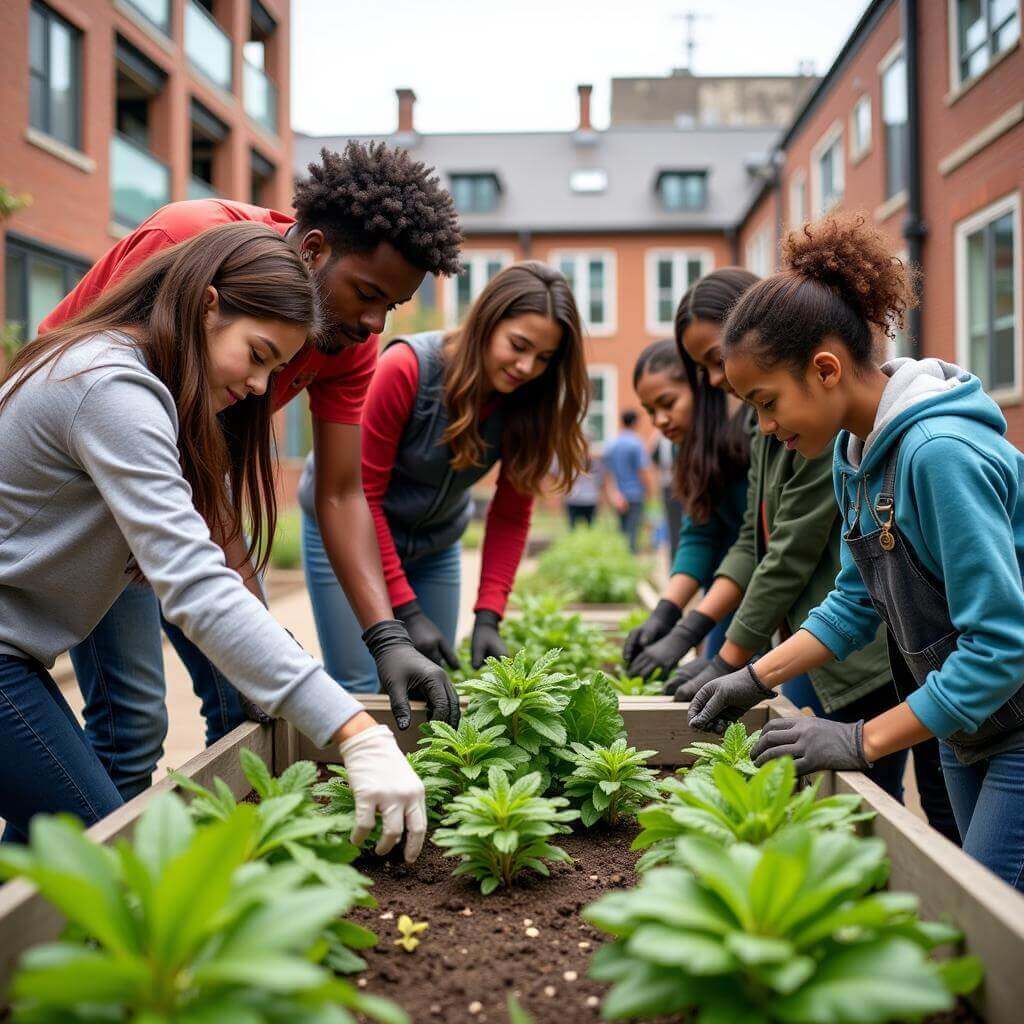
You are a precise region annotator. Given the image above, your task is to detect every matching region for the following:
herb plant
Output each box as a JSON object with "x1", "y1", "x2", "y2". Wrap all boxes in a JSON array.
[
  {"x1": 433, "y1": 767, "x2": 579, "y2": 893},
  {"x1": 584, "y1": 828, "x2": 983, "y2": 1023},
  {"x1": 415, "y1": 718, "x2": 530, "y2": 796},
  {"x1": 0, "y1": 795, "x2": 407, "y2": 1024},
  {"x1": 606, "y1": 668, "x2": 664, "y2": 696},
  {"x1": 562, "y1": 671, "x2": 627, "y2": 747},
  {"x1": 559, "y1": 739, "x2": 661, "y2": 826},
  {"x1": 680, "y1": 721, "x2": 761, "y2": 780}
]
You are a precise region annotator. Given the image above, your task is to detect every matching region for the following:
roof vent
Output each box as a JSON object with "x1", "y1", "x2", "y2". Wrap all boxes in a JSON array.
[{"x1": 569, "y1": 169, "x2": 607, "y2": 193}]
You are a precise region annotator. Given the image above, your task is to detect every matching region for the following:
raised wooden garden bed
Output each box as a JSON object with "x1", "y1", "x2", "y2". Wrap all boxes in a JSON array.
[{"x1": 2, "y1": 697, "x2": 1023, "y2": 1022}]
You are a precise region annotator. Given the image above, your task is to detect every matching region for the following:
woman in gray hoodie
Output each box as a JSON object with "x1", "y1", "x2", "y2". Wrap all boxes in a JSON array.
[{"x1": 0, "y1": 222, "x2": 425, "y2": 855}]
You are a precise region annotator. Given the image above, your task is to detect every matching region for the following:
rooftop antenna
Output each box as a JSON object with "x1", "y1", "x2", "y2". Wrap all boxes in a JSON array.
[{"x1": 673, "y1": 10, "x2": 711, "y2": 72}]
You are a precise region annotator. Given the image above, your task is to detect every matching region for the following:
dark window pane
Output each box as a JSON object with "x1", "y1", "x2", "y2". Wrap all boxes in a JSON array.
[
  {"x1": 29, "y1": 7, "x2": 46, "y2": 73},
  {"x1": 29, "y1": 74, "x2": 47, "y2": 132},
  {"x1": 4, "y1": 248, "x2": 27, "y2": 341},
  {"x1": 657, "y1": 259, "x2": 672, "y2": 289},
  {"x1": 588, "y1": 260, "x2": 605, "y2": 323}
]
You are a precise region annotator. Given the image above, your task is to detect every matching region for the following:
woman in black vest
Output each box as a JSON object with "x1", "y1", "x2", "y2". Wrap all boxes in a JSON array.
[{"x1": 301, "y1": 262, "x2": 590, "y2": 692}]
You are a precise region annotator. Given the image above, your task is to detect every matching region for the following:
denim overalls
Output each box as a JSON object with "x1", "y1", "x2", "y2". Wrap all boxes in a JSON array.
[{"x1": 842, "y1": 441, "x2": 1024, "y2": 766}]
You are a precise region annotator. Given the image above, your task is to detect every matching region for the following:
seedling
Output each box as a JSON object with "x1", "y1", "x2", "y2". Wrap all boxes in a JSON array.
[
  {"x1": 679, "y1": 720, "x2": 762, "y2": 779},
  {"x1": 559, "y1": 739, "x2": 661, "y2": 826},
  {"x1": 394, "y1": 914, "x2": 429, "y2": 953}
]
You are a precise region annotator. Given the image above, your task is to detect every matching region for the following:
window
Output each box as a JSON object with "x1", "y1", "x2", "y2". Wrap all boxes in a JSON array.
[
  {"x1": 953, "y1": 0, "x2": 1020, "y2": 86},
  {"x1": 645, "y1": 250, "x2": 711, "y2": 332},
  {"x1": 658, "y1": 171, "x2": 708, "y2": 211},
  {"x1": 4, "y1": 237, "x2": 87, "y2": 344},
  {"x1": 122, "y1": 0, "x2": 171, "y2": 35},
  {"x1": 812, "y1": 125, "x2": 844, "y2": 216},
  {"x1": 789, "y1": 169, "x2": 807, "y2": 228},
  {"x1": 569, "y1": 169, "x2": 608, "y2": 194},
  {"x1": 881, "y1": 49, "x2": 908, "y2": 199},
  {"x1": 850, "y1": 94, "x2": 872, "y2": 161},
  {"x1": 29, "y1": 2, "x2": 82, "y2": 150},
  {"x1": 450, "y1": 174, "x2": 500, "y2": 214},
  {"x1": 552, "y1": 251, "x2": 616, "y2": 335},
  {"x1": 250, "y1": 149, "x2": 275, "y2": 206},
  {"x1": 446, "y1": 250, "x2": 512, "y2": 325},
  {"x1": 744, "y1": 228, "x2": 774, "y2": 278},
  {"x1": 956, "y1": 194, "x2": 1020, "y2": 398},
  {"x1": 585, "y1": 366, "x2": 617, "y2": 446}
]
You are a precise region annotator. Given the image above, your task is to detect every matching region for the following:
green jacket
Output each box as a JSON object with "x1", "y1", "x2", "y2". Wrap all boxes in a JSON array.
[{"x1": 714, "y1": 431, "x2": 892, "y2": 713}]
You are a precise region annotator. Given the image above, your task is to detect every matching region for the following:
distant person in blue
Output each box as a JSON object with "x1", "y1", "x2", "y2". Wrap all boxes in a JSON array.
[
  {"x1": 602, "y1": 410, "x2": 652, "y2": 552},
  {"x1": 560, "y1": 436, "x2": 605, "y2": 529}
]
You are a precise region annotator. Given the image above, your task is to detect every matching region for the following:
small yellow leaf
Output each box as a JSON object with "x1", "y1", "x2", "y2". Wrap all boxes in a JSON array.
[{"x1": 394, "y1": 914, "x2": 429, "y2": 952}]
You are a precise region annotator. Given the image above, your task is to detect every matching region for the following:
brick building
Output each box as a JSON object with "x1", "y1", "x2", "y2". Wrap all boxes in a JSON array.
[
  {"x1": 737, "y1": 0, "x2": 1023, "y2": 442},
  {"x1": 0, "y1": 0, "x2": 292, "y2": 351}
]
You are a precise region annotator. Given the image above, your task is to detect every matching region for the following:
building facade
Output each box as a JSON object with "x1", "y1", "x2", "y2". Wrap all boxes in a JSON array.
[{"x1": 1, "y1": 0, "x2": 292, "y2": 354}]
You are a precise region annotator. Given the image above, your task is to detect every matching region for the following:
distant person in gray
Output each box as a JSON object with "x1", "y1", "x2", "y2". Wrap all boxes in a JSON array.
[{"x1": 0, "y1": 223, "x2": 426, "y2": 857}]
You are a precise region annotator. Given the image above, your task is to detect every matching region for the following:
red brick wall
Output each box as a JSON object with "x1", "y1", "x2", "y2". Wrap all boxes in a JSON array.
[{"x1": 737, "y1": 186, "x2": 780, "y2": 275}]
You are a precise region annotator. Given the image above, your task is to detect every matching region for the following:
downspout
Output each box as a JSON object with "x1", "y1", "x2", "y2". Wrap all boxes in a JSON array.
[
  {"x1": 902, "y1": 0, "x2": 926, "y2": 356},
  {"x1": 772, "y1": 148, "x2": 785, "y2": 270}
]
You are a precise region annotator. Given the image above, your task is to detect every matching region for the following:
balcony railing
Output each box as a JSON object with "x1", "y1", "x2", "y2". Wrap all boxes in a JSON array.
[
  {"x1": 244, "y1": 60, "x2": 278, "y2": 135},
  {"x1": 110, "y1": 133, "x2": 170, "y2": 229},
  {"x1": 184, "y1": 0, "x2": 232, "y2": 92},
  {"x1": 188, "y1": 176, "x2": 219, "y2": 201},
  {"x1": 121, "y1": 0, "x2": 170, "y2": 34}
]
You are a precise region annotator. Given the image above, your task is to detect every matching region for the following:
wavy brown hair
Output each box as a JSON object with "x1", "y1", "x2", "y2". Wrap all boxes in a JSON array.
[
  {"x1": 0, "y1": 222, "x2": 319, "y2": 573},
  {"x1": 441, "y1": 261, "x2": 589, "y2": 493}
]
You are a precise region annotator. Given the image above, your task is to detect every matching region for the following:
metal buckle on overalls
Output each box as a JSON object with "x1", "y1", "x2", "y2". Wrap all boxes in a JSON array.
[{"x1": 875, "y1": 497, "x2": 895, "y2": 551}]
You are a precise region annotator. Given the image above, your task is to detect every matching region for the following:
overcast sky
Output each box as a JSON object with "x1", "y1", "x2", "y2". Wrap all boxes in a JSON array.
[{"x1": 291, "y1": 0, "x2": 872, "y2": 137}]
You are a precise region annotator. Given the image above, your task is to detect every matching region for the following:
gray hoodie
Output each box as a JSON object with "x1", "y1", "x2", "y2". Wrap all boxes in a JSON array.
[{"x1": 0, "y1": 332, "x2": 360, "y2": 746}]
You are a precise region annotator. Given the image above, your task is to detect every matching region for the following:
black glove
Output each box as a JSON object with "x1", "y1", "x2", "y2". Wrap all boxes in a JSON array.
[
  {"x1": 622, "y1": 600, "x2": 682, "y2": 664},
  {"x1": 394, "y1": 600, "x2": 461, "y2": 671},
  {"x1": 752, "y1": 716, "x2": 870, "y2": 775},
  {"x1": 627, "y1": 610, "x2": 716, "y2": 680},
  {"x1": 664, "y1": 653, "x2": 740, "y2": 702},
  {"x1": 471, "y1": 609, "x2": 508, "y2": 669},
  {"x1": 363, "y1": 619, "x2": 461, "y2": 731},
  {"x1": 688, "y1": 663, "x2": 776, "y2": 734}
]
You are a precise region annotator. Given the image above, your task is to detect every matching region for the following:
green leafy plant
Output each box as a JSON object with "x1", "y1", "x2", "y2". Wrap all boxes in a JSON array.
[
  {"x1": 559, "y1": 739, "x2": 661, "y2": 826},
  {"x1": 433, "y1": 767, "x2": 578, "y2": 894},
  {"x1": 584, "y1": 828, "x2": 983, "y2": 1023},
  {"x1": 415, "y1": 718, "x2": 530, "y2": 795},
  {"x1": 458, "y1": 649, "x2": 580, "y2": 755},
  {"x1": 0, "y1": 795, "x2": 407, "y2": 1024},
  {"x1": 680, "y1": 720, "x2": 762, "y2": 780},
  {"x1": 633, "y1": 758, "x2": 873, "y2": 870},
  {"x1": 562, "y1": 671, "x2": 627, "y2": 747},
  {"x1": 606, "y1": 668, "x2": 664, "y2": 696}
]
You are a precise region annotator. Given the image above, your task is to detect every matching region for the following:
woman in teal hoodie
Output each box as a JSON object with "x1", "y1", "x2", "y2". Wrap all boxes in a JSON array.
[{"x1": 688, "y1": 213, "x2": 1024, "y2": 888}]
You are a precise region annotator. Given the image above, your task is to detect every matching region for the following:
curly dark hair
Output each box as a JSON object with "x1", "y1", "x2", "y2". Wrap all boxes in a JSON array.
[{"x1": 293, "y1": 142, "x2": 463, "y2": 276}]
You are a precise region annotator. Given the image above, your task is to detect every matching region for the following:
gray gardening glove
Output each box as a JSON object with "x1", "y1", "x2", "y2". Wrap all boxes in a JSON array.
[
  {"x1": 627, "y1": 609, "x2": 716, "y2": 680},
  {"x1": 666, "y1": 653, "x2": 742, "y2": 703},
  {"x1": 752, "y1": 716, "x2": 870, "y2": 775},
  {"x1": 688, "y1": 663, "x2": 776, "y2": 733},
  {"x1": 623, "y1": 600, "x2": 682, "y2": 664}
]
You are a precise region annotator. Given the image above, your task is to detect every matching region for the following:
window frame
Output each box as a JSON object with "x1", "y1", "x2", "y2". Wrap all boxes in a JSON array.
[
  {"x1": 810, "y1": 120, "x2": 845, "y2": 217},
  {"x1": 879, "y1": 41, "x2": 909, "y2": 201},
  {"x1": 644, "y1": 248, "x2": 713, "y2": 334},
  {"x1": 744, "y1": 227, "x2": 774, "y2": 279},
  {"x1": 954, "y1": 191, "x2": 1022, "y2": 403},
  {"x1": 443, "y1": 249, "x2": 514, "y2": 327},
  {"x1": 584, "y1": 364, "x2": 618, "y2": 448},
  {"x1": 28, "y1": 1, "x2": 83, "y2": 152},
  {"x1": 850, "y1": 93, "x2": 873, "y2": 163},
  {"x1": 549, "y1": 249, "x2": 618, "y2": 337},
  {"x1": 788, "y1": 168, "x2": 808, "y2": 229},
  {"x1": 449, "y1": 173, "x2": 500, "y2": 214},
  {"x1": 4, "y1": 233, "x2": 89, "y2": 343},
  {"x1": 947, "y1": 0, "x2": 1021, "y2": 90},
  {"x1": 657, "y1": 170, "x2": 709, "y2": 212}
]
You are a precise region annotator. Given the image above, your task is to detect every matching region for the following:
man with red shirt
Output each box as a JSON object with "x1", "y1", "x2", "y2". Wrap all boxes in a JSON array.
[{"x1": 43, "y1": 142, "x2": 464, "y2": 800}]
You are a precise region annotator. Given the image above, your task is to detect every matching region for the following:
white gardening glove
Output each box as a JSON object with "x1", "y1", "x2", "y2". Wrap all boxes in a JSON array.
[{"x1": 338, "y1": 724, "x2": 427, "y2": 863}]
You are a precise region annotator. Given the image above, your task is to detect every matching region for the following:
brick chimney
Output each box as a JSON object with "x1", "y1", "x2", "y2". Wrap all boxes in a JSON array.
[
  {"x1": 396, "y1": 88, "x2": 417, "y2": 134},
  {"x1": 577, "y1": 84, "x2": 593, "y2": 132}
]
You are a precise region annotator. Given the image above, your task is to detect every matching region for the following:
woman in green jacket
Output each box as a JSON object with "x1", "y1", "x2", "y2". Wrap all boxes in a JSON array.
[{"x1": 662, "y1": 267, "x2": 958, "y2": 839}]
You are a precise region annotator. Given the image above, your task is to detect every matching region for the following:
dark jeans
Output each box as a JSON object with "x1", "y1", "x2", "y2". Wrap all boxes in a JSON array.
[
  {"x1": 69, "y1": 583, "x2": 246, "y2": 802},
  {"x1": 0, "y1": 654, "x2": 123, "y2": 843},
  {"x1": 618, "y1": 501, "x2": 645, "y2": 553},
  {"x1": 567, "y1": 504, "x2": 597, "y2": 529},
  {"x1": 663, "y1": 487, "x2": 683, "y2": 563}
]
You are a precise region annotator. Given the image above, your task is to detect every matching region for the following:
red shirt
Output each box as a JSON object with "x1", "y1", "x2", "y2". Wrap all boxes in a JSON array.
[
  {"x1": 362, "y1": 343, "x2": 534, "y2": 616},
  {"x1": 39, "y1": 199, "x2": 378, "y2": 425}
]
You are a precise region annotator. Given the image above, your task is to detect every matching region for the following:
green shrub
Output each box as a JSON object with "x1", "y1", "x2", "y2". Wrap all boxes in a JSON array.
[
  {"x1": 584, "y1": 828, "x2": 982, "y2": 1023},
  {"x1": 558, "y1": 739, "x2": 661, "y2": 826}
]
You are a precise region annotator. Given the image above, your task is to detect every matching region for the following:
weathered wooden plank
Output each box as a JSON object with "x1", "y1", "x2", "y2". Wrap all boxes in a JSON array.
[{"x1": 0, "y1": 721, "x2": 273, "y2": 995}]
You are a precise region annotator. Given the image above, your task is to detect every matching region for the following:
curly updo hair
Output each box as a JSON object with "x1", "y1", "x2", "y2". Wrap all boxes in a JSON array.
[
  {"x1": 722, "y1": 211, "x2": 918, "y2": 372},
  {"x1": 293, "y1": 142, "x2": 463, "y2": 276}
]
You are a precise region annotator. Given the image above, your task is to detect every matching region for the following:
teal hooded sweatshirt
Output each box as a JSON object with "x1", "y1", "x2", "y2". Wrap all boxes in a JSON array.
[{"x1": 802, "y1": 358, "x2": 1024, "y2": 740}]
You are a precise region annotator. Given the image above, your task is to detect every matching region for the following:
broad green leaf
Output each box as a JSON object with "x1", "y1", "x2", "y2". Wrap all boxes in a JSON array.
[
  {"x1": 134, "y1": 792, "x2": 195, "y2": 879},
  {"x1": 626, "y1": 924, "x2": 735, "y2": 974},
  {"x1": 12, "y1": 943, "x2": 149, "y2": 1005}
]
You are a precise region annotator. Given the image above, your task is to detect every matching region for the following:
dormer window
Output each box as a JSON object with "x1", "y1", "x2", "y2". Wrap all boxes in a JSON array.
[
  {"x1": 450, "y1": 173, "x2": 500, "y2": 213},
  {"x1": 657, "y1": 170, "x2": 708, "y2": 211}
]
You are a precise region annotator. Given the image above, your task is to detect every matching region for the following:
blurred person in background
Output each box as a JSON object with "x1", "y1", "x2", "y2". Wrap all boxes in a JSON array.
[{"x1": 602, "y1": 409, "x2": 652, "y2": 553}]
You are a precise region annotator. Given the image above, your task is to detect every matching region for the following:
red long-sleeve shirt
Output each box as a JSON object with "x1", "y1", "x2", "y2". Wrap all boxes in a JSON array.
[{"x1": 362, "y1": 343, "x2": 534, "y2": 616}]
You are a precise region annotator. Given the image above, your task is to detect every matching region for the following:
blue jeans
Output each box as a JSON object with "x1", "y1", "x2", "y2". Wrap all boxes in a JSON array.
[
  {"x1": 0, "y1": 655, "x2": 123, "y2": 843},
  {"x1": 302, "y1": 511, "x2": 461, "y2": 690},
  {"x1": 69, "y1": 583, "x2": 246, "y2": 802},
  {"x1": 940, "y1": 742, "x2": 1024, "y2": 890},
  {"x1": 618, "y1": 501, "x2": 645, "y2": 554}
]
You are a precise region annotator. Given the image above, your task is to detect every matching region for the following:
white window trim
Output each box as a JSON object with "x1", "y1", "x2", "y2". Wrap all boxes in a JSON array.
[
  {"x1": 643, "y1": 248, "x2": 714, "y2": 334},
  {"x1": 850, "y1": 94, "x2": 873, "y2": 164},
  {"x1": 744, "y1": 227, "x2": 774, "y2": 279},
  {"x1": 954, "y1": 191, "x2": 1022, "y2": 404},
  {"x1": 810, "y1": 120, "x2": 845, "y2": 218},
  {"x1": 788, "y1": 168, "x2": 807, "y2": 229},
  {"x1": 443, "y1": 249, "x2": 514, "y2": 327},
  {"x1": 585, "y1": 364, "x2": 618, "y2": 448},
  {"x1": 946, "y1": 0, "x2": 1021, "y2": 97},
  {"x1": 548, "y1": 249, "x2": 618, "y2": 337}
]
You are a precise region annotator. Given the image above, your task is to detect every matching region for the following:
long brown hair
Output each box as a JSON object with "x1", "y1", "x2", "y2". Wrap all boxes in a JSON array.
[
  {"x1": 0, "y1": 222, "x2": 319, "y2": 573},
  {"x1": 441, "y1": 261, "x2": 589, "y2": 493}
]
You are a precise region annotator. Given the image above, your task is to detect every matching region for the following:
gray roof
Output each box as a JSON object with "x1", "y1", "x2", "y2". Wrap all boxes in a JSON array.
[{"x1": 294, "y1": 125, "x2": 779, "y2": 235}]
